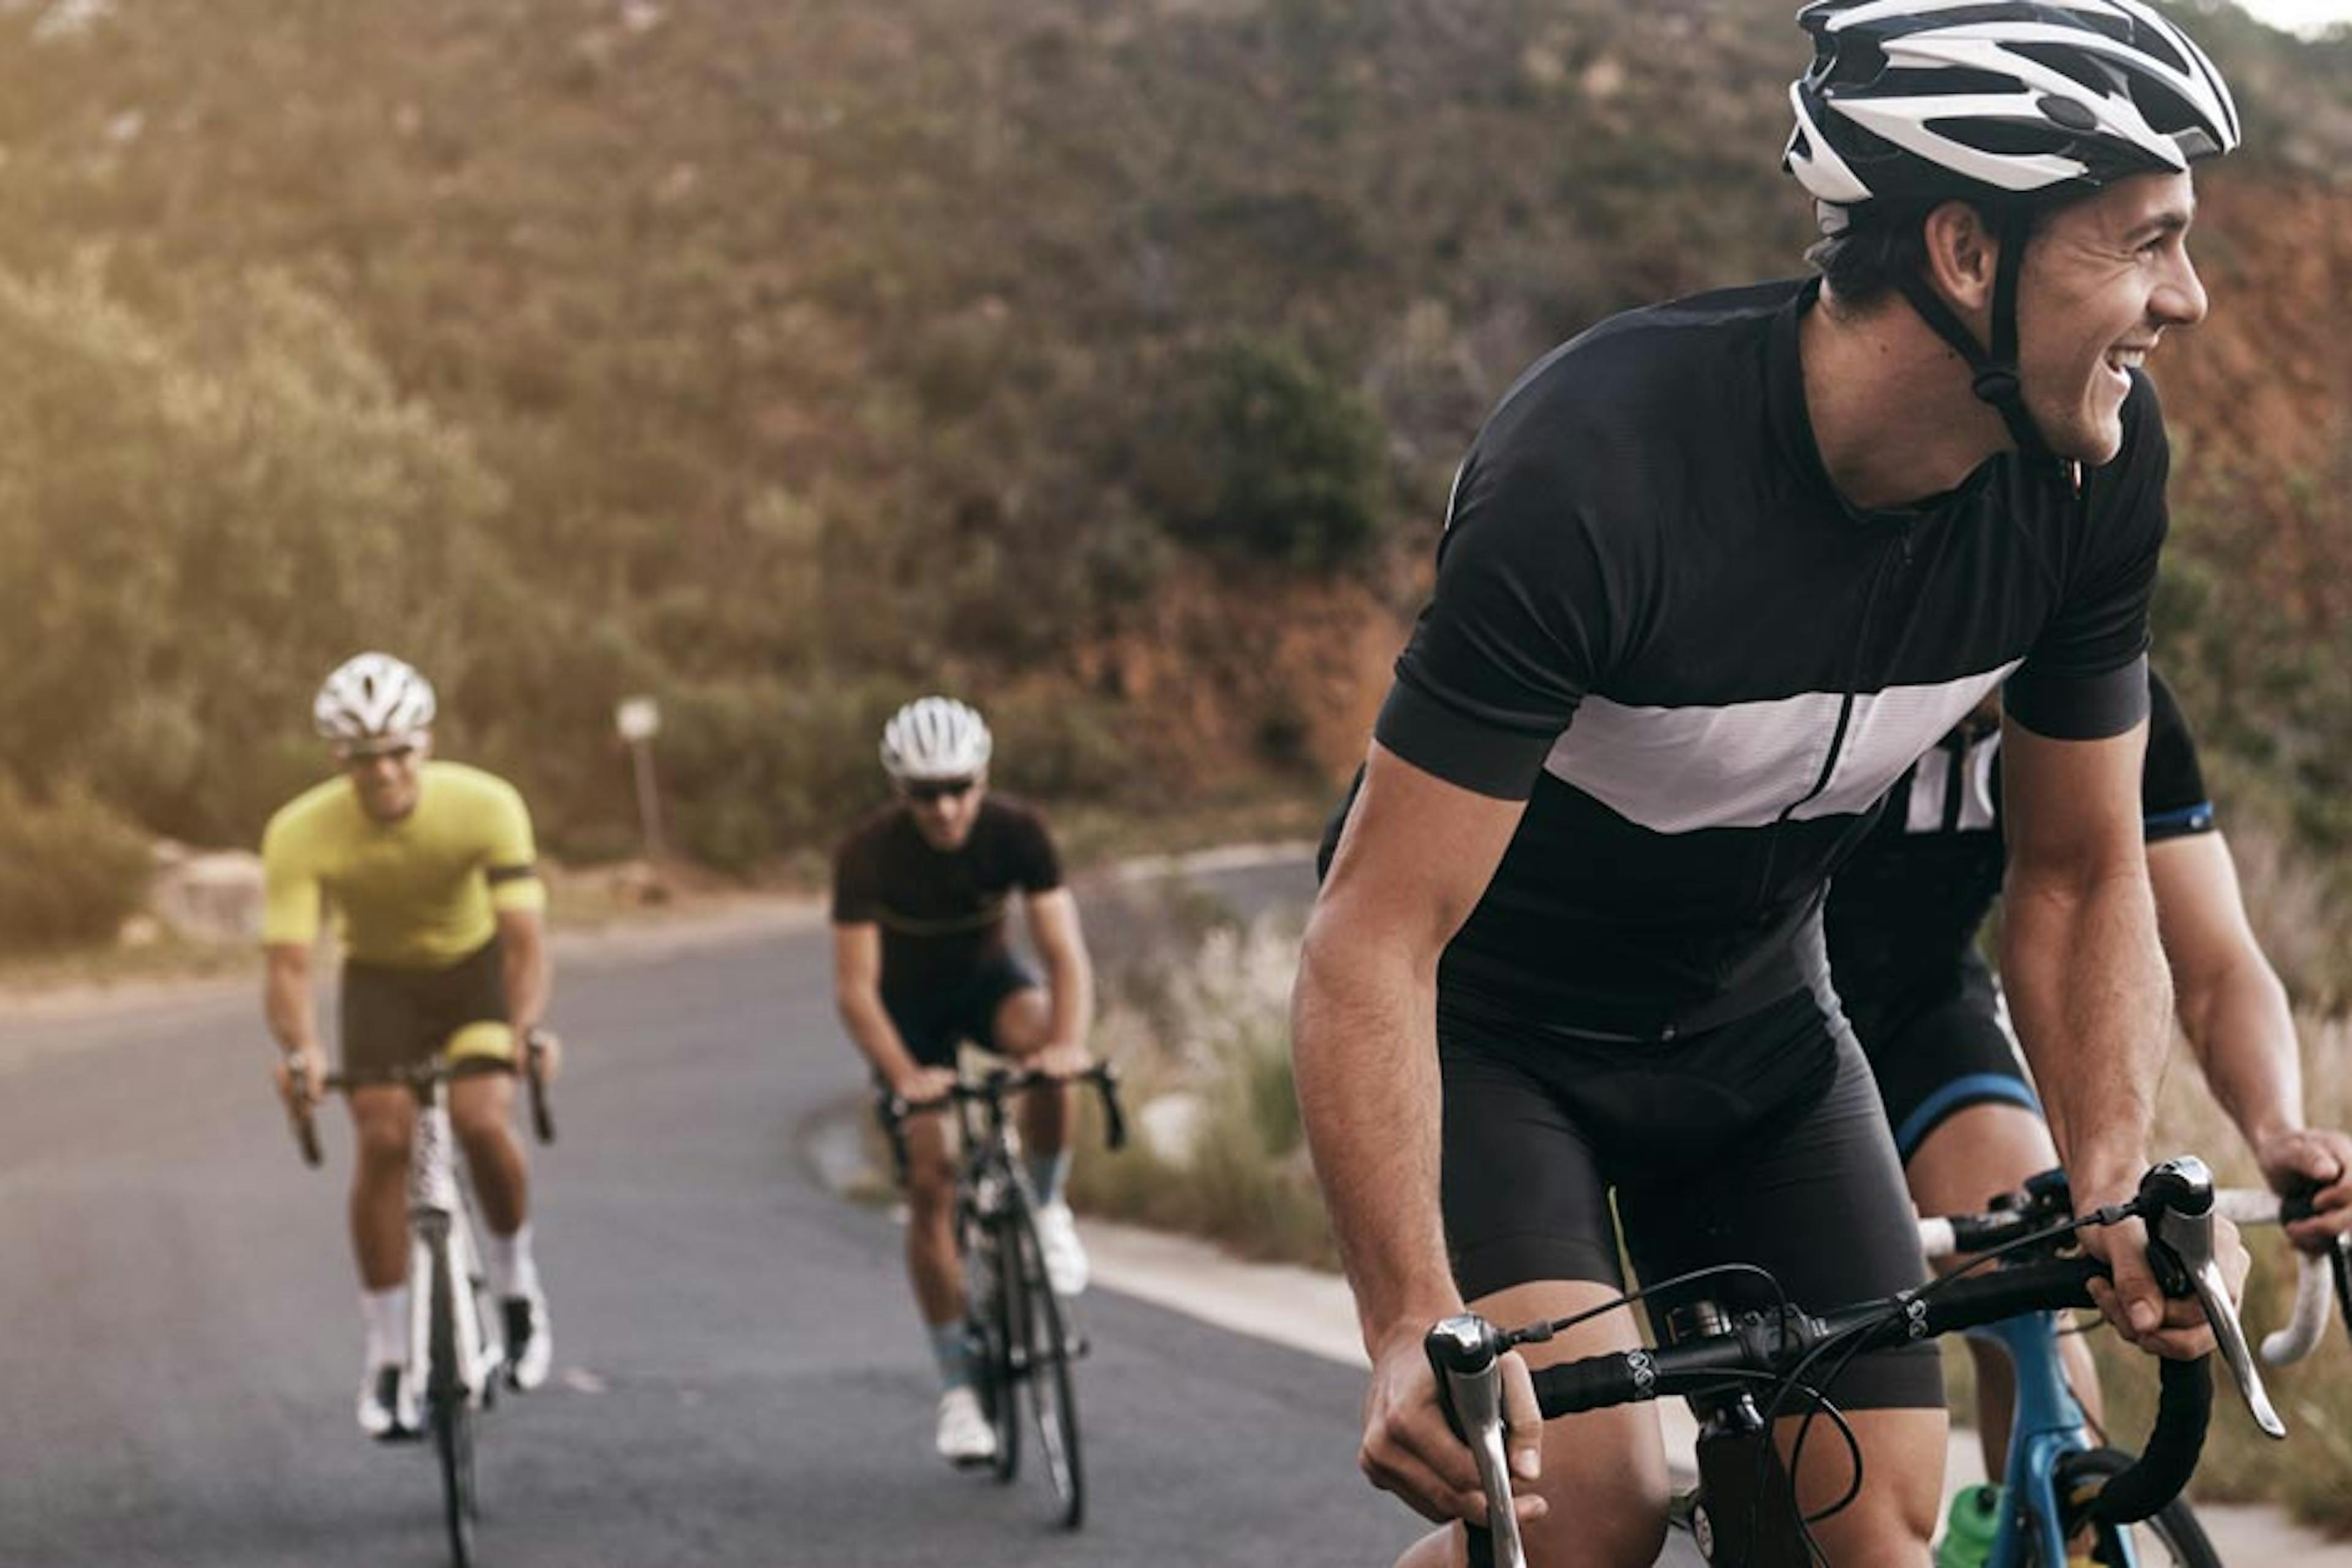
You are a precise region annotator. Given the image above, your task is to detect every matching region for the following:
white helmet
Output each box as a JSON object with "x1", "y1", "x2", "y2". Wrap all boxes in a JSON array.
[
  {"x1": 314, "y1": 652, "x2": 437, "y2": 744},
  {"x1": 880, "y1": 696, "x2": 992, "y2": 782},
  {"x1": 1782, "y1": 1, "x2": 2237, "y2": 463},
  {"x1": 1785, "y1": 0, "x2": 2239, "y2": 208}
]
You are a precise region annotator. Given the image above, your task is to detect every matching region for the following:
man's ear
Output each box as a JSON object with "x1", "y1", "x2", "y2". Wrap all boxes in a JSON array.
[{"x1": 1920, "y1": 198, "x2": 2000, "y2": 317}]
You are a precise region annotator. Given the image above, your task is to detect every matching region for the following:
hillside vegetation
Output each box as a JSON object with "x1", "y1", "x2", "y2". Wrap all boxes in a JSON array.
[{"x1": 2, "y1": 0, "x2": 2348, "y2": 954}]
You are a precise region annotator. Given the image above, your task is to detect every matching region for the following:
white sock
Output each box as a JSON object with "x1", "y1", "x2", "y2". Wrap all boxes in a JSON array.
[
  {"x1": 481, "y1": 1224, "x2": 541, "y2": 1302},
  {"x1": 361, "y1": 1286, "x2": 410, "y2": 1368}
]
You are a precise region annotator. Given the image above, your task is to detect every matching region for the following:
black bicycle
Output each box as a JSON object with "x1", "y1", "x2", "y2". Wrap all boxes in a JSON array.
[
  {"x1": 285, "y1": 1044, "x2": 556, "y2": 1568},
  {"x1": 881, "y1": 1061, "x2": 1126, "y2": 1529},
  {"x1": 1433, "y1": 1156, "x2": 2305, "y2": 1568}
]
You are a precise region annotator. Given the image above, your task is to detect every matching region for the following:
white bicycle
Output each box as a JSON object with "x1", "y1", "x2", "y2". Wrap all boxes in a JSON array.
[{"x1": 286, "y1": 1049, "x2": 555, "y2": 1567}]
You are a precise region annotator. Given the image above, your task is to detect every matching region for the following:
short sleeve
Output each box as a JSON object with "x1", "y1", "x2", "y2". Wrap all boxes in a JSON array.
[
  {"x1": 831, "y1": 833, "x2": 880, "y2": 925},
  {"x1": 480, "y1": 780, "x2": 545, "y2": 914},
  {"x1": 1008, "y1": 808, "x2": 1063, "y2": 893},
  {"x1": 1376, "y1": 443, "x2": 1621, "y2": 799},
  {"x1": 259, "y1": 811, "x2": 323, "y2": 947},
  {"x1": 2005, "y1": 376, "x2": 2169, "y2": 741},
  {"x1": 2141, "y1": 669, "x2": 2214, "y2": 842}
]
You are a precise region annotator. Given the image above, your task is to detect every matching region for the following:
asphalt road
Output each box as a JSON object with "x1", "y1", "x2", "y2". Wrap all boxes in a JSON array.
[{"x1": 0, "y1": 856, "x2": 1423, "y2": 1567}]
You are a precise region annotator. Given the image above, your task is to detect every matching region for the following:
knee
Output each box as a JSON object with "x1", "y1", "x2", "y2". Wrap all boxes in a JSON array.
[
  {"x1": 450, "y1": 1102, "x2": 513, "y2": 1151},
  {"x1": 1520, "y1": 1488, "x2": 1668, "y2": 1568},
  {"x1": 1518, "y1": 1440, "x2": 1671, "y2": 1567},
  {"x1": 1837, "y1": 1488, "x2": 1939, "y2": 1556},
  {"x1": 990, "y1": 989, "x2": 1053, "y2": 1057},
  {"x1": 353, "y1": 1117, "x2": 410, "y2": 1179},
  {"x1": 905, "y1": 1164, "x2": 956, "y2": 1224}
]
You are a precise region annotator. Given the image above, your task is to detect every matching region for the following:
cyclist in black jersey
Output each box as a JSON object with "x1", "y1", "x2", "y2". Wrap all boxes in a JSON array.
[
  {"x1": 830, "y1": 696, "x2": 1098, "y2": 1470},
  {"x1": 1830, "y1": 669, "x2": 2352, "y2": 1473},
  {"x1": 1292, "y1": 7, "x2": 2250, "y2": 1564}
]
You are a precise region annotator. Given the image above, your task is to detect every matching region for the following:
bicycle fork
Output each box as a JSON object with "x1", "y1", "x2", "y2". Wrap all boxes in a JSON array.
[{"x1": 407, "y1": 1099, "x2": 495, "y2": 1405}]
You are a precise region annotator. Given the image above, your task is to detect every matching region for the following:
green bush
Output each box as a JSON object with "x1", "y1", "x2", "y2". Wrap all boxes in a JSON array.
[
  {"x1": 657, "y1": 674, "x2": 910, "y2": 872},
  {"x1": 1152, "y1": 338, "x2": 1390, "y2": 572},
  {"x1": 0, "y1": 779, "x2": 152, "y2": 951}
]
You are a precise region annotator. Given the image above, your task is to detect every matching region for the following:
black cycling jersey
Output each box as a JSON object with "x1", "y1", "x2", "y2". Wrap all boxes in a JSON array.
[
  {"x1": 1825, "y1": 669, "x2": 2213, "y2": 1012},
  {"x1": 831, "y1": 796, "x2": 1063, "y2": 1006},
  {"x1": 1828, "y1": 669, "x2": 2215, "y2": 1158},
  {"x1": 1370, "y1": 276, "x2": 2170, "y2": 1038}
]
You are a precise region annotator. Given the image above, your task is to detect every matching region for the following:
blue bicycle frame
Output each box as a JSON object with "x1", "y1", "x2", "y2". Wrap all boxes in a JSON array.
[{"x1": 1975, "y1": 1312, "x2": 2127, "y2": 1568}]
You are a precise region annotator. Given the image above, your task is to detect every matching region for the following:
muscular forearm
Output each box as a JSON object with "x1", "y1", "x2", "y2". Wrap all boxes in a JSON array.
[
  {"x1": 1045, "y1": 950, "x2": 1093, "y2": 1048},
  {"x1": 2001, "y1": 868, "x2": 2172, "y2": 1200},
  {"x1": 838, "y1": 988, "x2": 920, "y2": 1083},
  {"x1": 1292, "y1": 922, "x2": 1459, "y2": 1352},
  {"x1": 502, "y1": 927, "x2": 550, "y2": 1033},
  {"x1": 2177, "y1": 960, "x2": 2303, "y2": 1151},
  {"x1": 264, "y1": 949, "x2": 318, "y2": 1054}
]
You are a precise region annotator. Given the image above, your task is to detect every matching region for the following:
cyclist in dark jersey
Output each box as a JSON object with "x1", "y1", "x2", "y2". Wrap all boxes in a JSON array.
[
  {"x1": 831, "y1": 696, "x2": 1097, "y2": 1469},
  {"x1": 1292, "y1": 7, "x2": 2250, "y2": 1563},
  {"x1": 1831, "y1": 669, "x2": 2352, "y2": 1472}
]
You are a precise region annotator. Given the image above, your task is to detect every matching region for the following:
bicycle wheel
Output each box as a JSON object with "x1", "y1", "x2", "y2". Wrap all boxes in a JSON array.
[
  {"x1": 970, "y1": 1217, "x2": 1020, "y2": 1483},
  {"x1": 2046, "y1": 1446, "x2": 2222, "y2": 1567},
  {"x1": 428, "y1": 1231, "x2": 480, "y2": 1567},
  {"x1": 1012, "y1": 1203, "x2": 1085, "y2": 1529}
]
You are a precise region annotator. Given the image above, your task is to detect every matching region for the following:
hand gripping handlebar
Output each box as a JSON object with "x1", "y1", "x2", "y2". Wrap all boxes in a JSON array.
[{"x1": 1425, "y1": 1314, "x2": 1527, "y2": 1568}]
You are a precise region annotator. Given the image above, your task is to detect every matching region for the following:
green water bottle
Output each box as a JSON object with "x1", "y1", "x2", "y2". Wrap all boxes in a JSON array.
[{"x1": 1936, "y1": 1482, "x2": 2001, "y2": 1568}]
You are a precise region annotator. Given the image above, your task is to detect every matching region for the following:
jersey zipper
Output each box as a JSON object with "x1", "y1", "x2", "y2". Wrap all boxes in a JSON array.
[{"x1": 1750, "y1": 522, "x2": 1914, "y2": 911}]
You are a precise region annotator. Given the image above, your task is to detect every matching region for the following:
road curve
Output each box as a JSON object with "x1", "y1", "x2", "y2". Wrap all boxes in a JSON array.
[{"x1": 0, "y1": 856, "x2": 1420, "y2": 1566}]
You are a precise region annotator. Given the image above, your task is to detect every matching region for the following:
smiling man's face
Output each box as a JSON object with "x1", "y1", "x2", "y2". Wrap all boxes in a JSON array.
[{"x1": 2015, "y1": 170, "x2": 2209, "y2": 466}]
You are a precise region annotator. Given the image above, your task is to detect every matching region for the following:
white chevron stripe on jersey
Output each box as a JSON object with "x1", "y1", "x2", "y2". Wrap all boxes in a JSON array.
[{"x1": 1544, "y1": 661, "x2": 2022, "y2": 834}]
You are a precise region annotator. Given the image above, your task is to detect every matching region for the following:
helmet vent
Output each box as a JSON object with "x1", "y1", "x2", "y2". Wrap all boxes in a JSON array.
[{"x1": 2038, "y1": 94, "x2": 2101, "y2": 133}]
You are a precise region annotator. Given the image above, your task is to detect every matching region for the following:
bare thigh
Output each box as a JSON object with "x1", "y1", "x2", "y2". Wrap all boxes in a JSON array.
[{"x1": 1468, "y1": 1280, "x2": 1669, "y2": 1568}]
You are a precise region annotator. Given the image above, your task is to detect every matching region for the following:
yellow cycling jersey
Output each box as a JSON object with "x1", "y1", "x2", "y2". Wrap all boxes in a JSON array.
[{"x1": 261, "y1": 760, "x2": 545, "y2": 969}]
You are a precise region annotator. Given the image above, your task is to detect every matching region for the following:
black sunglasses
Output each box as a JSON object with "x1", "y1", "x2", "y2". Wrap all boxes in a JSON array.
[
  {"x1": 905, "y1": 777, "x2": 977, "y2": 803},
  {"x1": 344, "y1": 744, "x2": 418, "y2": 767}
]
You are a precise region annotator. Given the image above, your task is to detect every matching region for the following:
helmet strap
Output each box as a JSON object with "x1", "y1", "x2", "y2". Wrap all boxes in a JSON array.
[{"x1": 1893, "y1": 204, "x2": 2057, "y2": 467}]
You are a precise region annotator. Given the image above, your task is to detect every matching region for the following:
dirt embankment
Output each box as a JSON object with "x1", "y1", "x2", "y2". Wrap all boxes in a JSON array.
[
  {"x1": 1069, "y1": 563, "x2": 1410, "y2": 790},
  {"x1": 1060, "y1": 173, "x2": 2352, "y2": 792},
  {"x1": 2151, "y1": 175, "x2": 2352, "y2": 621}
]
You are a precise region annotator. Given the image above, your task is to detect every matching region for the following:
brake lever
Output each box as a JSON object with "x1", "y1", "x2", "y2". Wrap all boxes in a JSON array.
[
  {"x1": 2143, "y1": 1158, "x2": 2286, "y2": 1439},
  {"x1": 1425, "y1": 1315, "x2": 1525, "y2": 1568},
  {"x1": 2328, "y1": 1232, "x2": 2352, "y2": 1351}
]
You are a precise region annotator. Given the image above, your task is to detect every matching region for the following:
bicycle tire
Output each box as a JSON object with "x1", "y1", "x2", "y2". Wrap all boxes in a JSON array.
[
  {"x1": 1012, "y1": 1204, "x2": 1085, "y2": 1529},
  {"x1": 2045, "y1": 1446, "x2": 2222, "y2": 1567},
  {"x1": 429, "y1": 1231, "x2": 479, "y2": 1567},
  {"x1": 969, "y1": 1215, "x2": 1020, "y2": 1484}
]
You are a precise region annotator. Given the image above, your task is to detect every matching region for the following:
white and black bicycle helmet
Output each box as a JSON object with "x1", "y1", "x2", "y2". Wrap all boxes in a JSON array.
[
  {"x1": 880, "y1": 696, "x2": 993, "y2": 782},
  {"x1": 1783, "y1": 0, "x2": 2239, "y2": 458},
  {"x1": 313, "y1": 652, "x2": 438, "y2": 744}
]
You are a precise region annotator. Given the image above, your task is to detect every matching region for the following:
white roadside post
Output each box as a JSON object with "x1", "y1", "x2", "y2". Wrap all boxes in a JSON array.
[{"x1": 614, "y1": 695, "x2": 671, "y2": 899}]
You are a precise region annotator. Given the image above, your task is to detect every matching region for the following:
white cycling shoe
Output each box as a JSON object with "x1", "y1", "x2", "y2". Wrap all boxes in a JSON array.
[
  {"x1": 501, "y1": 1293, "x2": 552, "y2": 1392},
  {"x1": 357, "y1": 1363, "x2": 420, "y2": 1441},
  {"x1": 1032, "y1": 1201, "x2": 1089, "y2": 1297},
  {"x1": 935, "y1": 1386, "x2": 997, "y2": 1468}
]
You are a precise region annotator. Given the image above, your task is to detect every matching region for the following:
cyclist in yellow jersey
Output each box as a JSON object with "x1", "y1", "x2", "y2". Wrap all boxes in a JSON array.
[{"x1": 263, "y1": 652, "x2": 564, "y2": 1439}]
